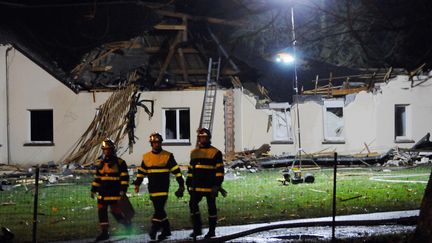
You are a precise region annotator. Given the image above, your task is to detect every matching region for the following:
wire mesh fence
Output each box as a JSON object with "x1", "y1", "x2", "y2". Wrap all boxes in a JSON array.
[{"x1": 0, "y1": 159, "x2": 429, "y2": 242}]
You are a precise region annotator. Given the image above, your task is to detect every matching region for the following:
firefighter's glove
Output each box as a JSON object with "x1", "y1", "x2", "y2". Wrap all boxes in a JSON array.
[
  {"x1": 219, "y1": 187, "x2": 228, "y2": 197},
  {"x1": 175, "y1": 186, "x2": 185, "y2": 198},
  {"x1": 90, "y1": 191, "x2": 96, "y2": 199},
  {"x1": 211, "y1": 186, "x2": 220, "y2": 197},
  {"x1": 134, "y1": 185, "x2": 140, "y2": 193}
]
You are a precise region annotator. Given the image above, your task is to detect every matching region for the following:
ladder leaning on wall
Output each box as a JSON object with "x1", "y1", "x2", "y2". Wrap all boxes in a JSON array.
[{"x1": 198, "y1": 57, "x2": 221, "y2": 135}]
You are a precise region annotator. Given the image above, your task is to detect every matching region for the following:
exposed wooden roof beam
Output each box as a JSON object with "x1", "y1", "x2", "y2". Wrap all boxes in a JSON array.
[
  {"x1": 170, "y1": 69, "x2": 238, "y2": 75},
  {"x1": 155, "y1": 10, "x2": 244, "y2": 27},
  {"x1": 155, "y1": 32, "x2": 182, "y2": 86},
  {"x1": 154, "y1": 24, "x2": 187, "y2": 30},
  {"x1": 176, "y1": 16, "x2": 189, "y2": 84},
  {"x1": 144, "y1": 47, "x2": 199, "y2": 54}
]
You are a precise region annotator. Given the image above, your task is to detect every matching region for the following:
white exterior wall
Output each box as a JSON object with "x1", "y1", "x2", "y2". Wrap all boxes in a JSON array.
[
  {"x1": 6, "y1": 48, "x2": 111, "y2": 165},
  {"x1": 125, "y1": 90, "x2": 225, "y2": 165},
  {"x1": 1, "y1": 47, "x2": 227, "y2": 165},
  {"x1": 2, "y1": 46, "x2": 432, "y2": 166},
  {"x1": 296, "y1": 75, "x2": 432, "y2": 155},
  {"x1": 232, "y1": 89, "x2": 296, "y2": 155}
]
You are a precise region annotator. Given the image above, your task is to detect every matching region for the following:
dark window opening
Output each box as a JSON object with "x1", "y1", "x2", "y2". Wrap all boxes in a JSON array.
[
  {"x1": 30, "y1": 110, "x2": 53, "y2": 142},
  {"x1": 165, "y1": 110, "x2": 177, "y2": 139},
  {"x1": 179, "y1": 110, "x2": 190, "y2": 140},
  {"x1": 395, "y1": 105, "x2": 407, "y2": 137},
  {"x1": 163, "y1": 108, "x2": 190, "y2": 141}
]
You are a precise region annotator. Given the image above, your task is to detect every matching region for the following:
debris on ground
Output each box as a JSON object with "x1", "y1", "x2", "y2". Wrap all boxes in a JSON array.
[{"x1": 227, "y1": 144, "x2": 271, "y2": 170}]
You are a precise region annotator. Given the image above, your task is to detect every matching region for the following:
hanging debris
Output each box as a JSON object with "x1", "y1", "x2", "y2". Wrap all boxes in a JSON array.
[{"x1": 62, "y1": 83, "x2": 153, "y2": 166}]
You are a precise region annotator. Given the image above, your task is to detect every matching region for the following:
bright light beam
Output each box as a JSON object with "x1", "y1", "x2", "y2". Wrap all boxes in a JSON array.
[{"x1": 275, "y1": 53, "x2": 295, "y2": 64}]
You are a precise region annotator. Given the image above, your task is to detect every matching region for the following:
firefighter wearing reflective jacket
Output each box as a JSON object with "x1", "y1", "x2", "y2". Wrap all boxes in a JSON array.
[
  {"x1": 91, "y1": 138, "x2": 130, "y2": 242},
  {"x1": 134, "y1": 132, "x2": 185, "y2": 241},
  {"x1": 187, "y1": 128, "x2": 224, "y2": 239}
]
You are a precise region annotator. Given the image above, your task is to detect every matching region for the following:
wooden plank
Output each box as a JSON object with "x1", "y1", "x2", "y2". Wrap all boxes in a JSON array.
[
  {"x1": 169, "y1": 68, "x2": 238, "y2": 75},
  {"x1": 155, "y1": 10, "x2": 244, "y2": 27},
  {"x1": 90, "y1": 66, "x2": 112, "y2": 72},
  {"x1": 327, "y1": 72, "x2": 333, "y2": 97},
  {"x1": 364, "y1": 142, "x2": 371, "y2": 154},
  {"x1": 154, "y1": 24, "x2": 187, "y2": 30},
  {"x1": 330, "y1": 86, "x2": 368, "y2": 96},
  {"x1": 144, "y1": 47, "x2": 199, "y2": 54}
]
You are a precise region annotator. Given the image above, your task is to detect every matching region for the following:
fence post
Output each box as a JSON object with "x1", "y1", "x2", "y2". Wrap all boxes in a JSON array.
[
  {"x1": 32, "y1": 166, "x2": 40, "y2": 243},
  {"x1": 332, "y1": 152, "x2": 337, "y2": 242}
]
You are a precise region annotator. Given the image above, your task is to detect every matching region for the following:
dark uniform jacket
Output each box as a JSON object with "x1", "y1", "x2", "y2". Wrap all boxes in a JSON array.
[
  {"x1": 91, "y1": 156, "x2": 129, "y2": 203},
  {"x1": 186, "y1": 146, "x2": 224, "y2": 193},
  {"x1": 134, "y1": 150, "x2": 184, "y2": 197}
]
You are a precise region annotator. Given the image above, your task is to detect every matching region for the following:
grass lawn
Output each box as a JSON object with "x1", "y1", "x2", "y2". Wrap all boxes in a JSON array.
[{"x1": 0, "y1": 165, "x2": 430, "y2": 242}]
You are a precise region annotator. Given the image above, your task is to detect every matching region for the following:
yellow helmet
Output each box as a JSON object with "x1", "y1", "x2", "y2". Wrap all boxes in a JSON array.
[
  {"x1": 101, "y1": 138, "x2": 115, "y2": 150},
  {"x1": 197, "y1": 128, "x2": 211, "y2": 139},
  {"x1": 149, "y1": 132, "x2": 163, "y2": 143}
]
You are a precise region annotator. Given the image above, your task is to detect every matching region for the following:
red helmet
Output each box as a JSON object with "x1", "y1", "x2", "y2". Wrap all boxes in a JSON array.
[
  {"x1": 197, "y1": 128, "x2": 211, "y2": 139},
  {"x1": 149, "y1": 132, "x2": 163, "y2": 143},
  {"x1": 101, "y1": 138, "x2": 115, "y2": 150}
]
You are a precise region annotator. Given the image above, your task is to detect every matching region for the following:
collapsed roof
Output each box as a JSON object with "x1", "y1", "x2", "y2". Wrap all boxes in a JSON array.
[
  {"x1": 0, "y1": 1, "x2": 247, "y2": 93},
  {"x1": 0, "y1": 1, "x2": 404, "y2": 102}
]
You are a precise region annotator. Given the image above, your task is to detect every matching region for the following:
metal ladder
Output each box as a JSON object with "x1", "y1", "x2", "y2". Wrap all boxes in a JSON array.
[{"x1": 198, "y1": 57, "x2": 221, "y2": 133}]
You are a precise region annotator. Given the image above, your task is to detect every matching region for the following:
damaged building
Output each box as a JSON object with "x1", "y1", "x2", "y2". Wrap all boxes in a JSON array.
[
  {"x1": 1, "y1": 43, "x2": 432, "y2": 167},
  {"x1": 0, "y1": 2, "x2": 431, "y2": 167}
]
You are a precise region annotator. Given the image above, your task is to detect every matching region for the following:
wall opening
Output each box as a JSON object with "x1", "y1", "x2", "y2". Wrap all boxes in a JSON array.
[
  {"x1": 323, "y1": 100, "x2": 344, "y2": 142},
  {"x1": 29, "y1": 109, "x2": 53, "y2": 142}
]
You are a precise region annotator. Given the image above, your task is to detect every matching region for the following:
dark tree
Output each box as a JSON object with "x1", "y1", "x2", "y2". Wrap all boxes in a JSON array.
[{"x1": 412, "y1": 169, "x2": 432, "y2": 242}]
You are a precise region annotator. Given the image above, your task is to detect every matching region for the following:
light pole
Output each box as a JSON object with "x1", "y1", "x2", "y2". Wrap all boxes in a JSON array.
[
  {"x1": 276, "y1": 6, "x2": 302, "y2": 162},
  {"x1": 290, "y1": 7, "x2": 302, "y2": 161}
]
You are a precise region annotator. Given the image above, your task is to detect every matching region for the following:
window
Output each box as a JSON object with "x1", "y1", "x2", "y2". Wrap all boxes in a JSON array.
[
  {"x1": 323, "y1": 100, "x2": 344, "y2": 142},
  {"x1": 272, "y1": 109, "x2": 293, "y2": 143},
  {"x1": 269, "y1": 103, "x2": 292, "y2": 144},
  {"x1": 29, "y1": 109, "x2": 53, "y2": 143},
  {"x1": 163, "y1": 108, "x2": 190, "y2": 143},
  {"x1": 395, "y1": 104, "x2": 411, "y2": 141}
]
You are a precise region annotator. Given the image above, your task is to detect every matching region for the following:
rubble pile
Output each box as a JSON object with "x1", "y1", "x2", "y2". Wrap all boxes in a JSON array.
[{"x1": 226, "y1": 144, "x2": 271, "y2": 171}]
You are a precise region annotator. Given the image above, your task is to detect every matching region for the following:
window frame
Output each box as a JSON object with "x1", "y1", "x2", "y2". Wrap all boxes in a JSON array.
[
  {"x1": 26, "y1": 109, "x2": 54, "y2": 145},
  {"x1": 394, "y1": 104, "x2": 412, "y2": 142},
  {"x1": 162, "y1": 108, "x2": 191, "y2": 144},
  {"x1": 271, "y1": 108, "x2": 293, "y2": 143},
  {"x1": 322, "y1": 100, "x2": 345, "y2": 143}
]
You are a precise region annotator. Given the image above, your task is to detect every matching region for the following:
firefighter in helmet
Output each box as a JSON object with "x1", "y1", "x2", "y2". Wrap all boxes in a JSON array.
[
  {"x1": 187, "y1": 128, "x2": 225, "y2": 239},
  {"x1": 91, "y1": 138, "x2": 130, "y2": 242},
  {"x1": 134, "y1": 132, "x2": 185, "y2": 241}
]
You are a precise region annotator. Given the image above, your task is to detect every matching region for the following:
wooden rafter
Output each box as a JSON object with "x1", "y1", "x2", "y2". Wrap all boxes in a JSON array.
[
  {"x1": 155, "y1": 10, "x2": 244, "y2": 27},
  {"x1": 154, "y1": 24, "x2": 187, "y2": 30},
  {"x1": 144, "y1": 47, "x2": 199, "y2": 54},
  {"x1": 169, "y1": 69, "x2": 237, "y2": 75},
  {"x1": 155, "y1": 31, "x2": 182, "y2": 86},
  {"x1": 176, "y1": 16, "x2": 189, "y2": 83}
]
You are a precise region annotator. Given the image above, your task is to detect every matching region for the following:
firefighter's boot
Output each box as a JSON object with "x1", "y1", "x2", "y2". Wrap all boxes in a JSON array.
[
  {"x1": 149, "y1": 220, "x2": 160, "y2": 241},
  {"x1": 204, "y1": 216, "x2": 217, "y2": 239},
  {"x1": 158, "y1": 219, "x2": 171, "y2": 240},
  {"x1": 189, "y1": 213, "x2": 202, "y2": 237},
  {"x1": 95, "y1": 229, "x2": 109, "y2": 242}
]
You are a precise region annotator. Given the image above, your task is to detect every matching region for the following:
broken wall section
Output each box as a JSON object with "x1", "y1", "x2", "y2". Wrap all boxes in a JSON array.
[{"x1": 293, "y1": 74, "x2": 432, "y2": 156}]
